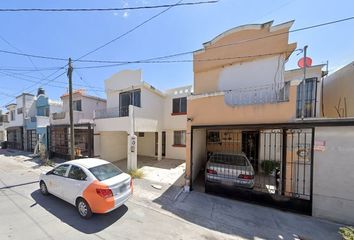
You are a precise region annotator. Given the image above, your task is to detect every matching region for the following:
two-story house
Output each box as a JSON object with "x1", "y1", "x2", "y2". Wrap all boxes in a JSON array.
[
  {"x1": 5, "y1": 93, "x2": 36, "y2": 150},
  {"x1": 49, "y1": 89, "x2": 106, "y2": 159},
  {"x1": 24, "y1": 88, "x2": 62, "y2": 153},
  {"x1": 184, "y1": 20, "x2": 328, "y2": 214},
  {"x1": 94, "y1": 69, "x2": 191, "y2": 170}
]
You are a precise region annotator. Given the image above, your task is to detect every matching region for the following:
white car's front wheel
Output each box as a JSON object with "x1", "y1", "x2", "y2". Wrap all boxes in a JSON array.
[
  {"x1": 40, "y1": 181, "x2": 49, "y2": 195},
  {"x1": 76, "y1": 198, "x2": 92, "y2": 219}
]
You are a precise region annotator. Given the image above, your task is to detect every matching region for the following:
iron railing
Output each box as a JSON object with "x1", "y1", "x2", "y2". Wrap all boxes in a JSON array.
[
  {"x1": 52, "y1": 112, "x2": 66, "y2": 120},
  {"x1": 224, "y1": 82, "x2": 290, "y2": 106},
  {"x1": 94, "y1": 106, "x2": 129, "y2": 119}
]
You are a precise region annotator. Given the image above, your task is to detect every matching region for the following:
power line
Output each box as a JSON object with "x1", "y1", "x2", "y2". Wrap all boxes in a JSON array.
[
  {"x1": 0, "y1": 1, "x2": 218, "y2": 12},
  {"x1": 1, "y1": 15, "x2": 353, "y2": 66},
  {"x1": 74, "y1": 0, "x2": 185, "y2": 61}
]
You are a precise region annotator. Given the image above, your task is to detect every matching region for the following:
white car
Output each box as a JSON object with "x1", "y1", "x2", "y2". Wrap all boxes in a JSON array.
[{"x1": 39, "y1": 158, "x2": 132, "y2": 219}]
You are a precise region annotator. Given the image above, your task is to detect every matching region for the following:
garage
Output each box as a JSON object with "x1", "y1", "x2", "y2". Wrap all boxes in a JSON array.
[{"x1": 190, "y1": 124, "x2": 314, "y2": 214}]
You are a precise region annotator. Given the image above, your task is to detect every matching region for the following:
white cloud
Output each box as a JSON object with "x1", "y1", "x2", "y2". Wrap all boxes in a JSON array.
[{"x1": 123, "y1": 11, "x2": 129, "y2": 18}]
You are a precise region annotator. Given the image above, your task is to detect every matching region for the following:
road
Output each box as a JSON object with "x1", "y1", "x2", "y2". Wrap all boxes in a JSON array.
[{"x1": 0, "y1": 152, "x2": 237, "y2": 240}]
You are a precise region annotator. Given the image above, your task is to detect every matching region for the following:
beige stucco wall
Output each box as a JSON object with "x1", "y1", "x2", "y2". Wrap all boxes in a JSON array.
[
  {"x1": 188, "y1": 85, "x2": 297, "y2": 126},
  {"x1": 99, "y1": 131, "x2": 127, "y2": 162},
  {"x1": 323, "y1": 62, "x2": 354, "y2": 118},
  {"x1": 312, "y1": 126, "x2": 354, "y2": 225}
]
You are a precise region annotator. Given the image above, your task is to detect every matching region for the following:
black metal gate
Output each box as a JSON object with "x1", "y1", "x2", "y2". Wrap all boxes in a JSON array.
[
  {"x1": 195, "y1": 126, "x2": 314, "y2": 214},
  {"x1": 49, "y1": 124, "x2": 93, "y2": 159},
  {"x1": 27, "y1": 130, "x2": 37, "y2": 152}
]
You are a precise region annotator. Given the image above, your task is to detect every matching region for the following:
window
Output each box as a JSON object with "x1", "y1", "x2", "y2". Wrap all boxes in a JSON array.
[
  {"x1": 53, "y1": 164, "x2": 70, "y2": 177},
  {"x1": 173, "y1": 130, "x2": 186, "y2": 147},
  {"x1": 296, "y1": 78, "x2": 317, "y2": 118},
  {"x1": 10, "y1": 110, "x2": 15, "y2": 121},
  {"x1": 68, "y1": 165, "x2": 87, "y2": 181},
  {"x1": 73, "y1": 100, "x2": 82, "y2": 111},
  {"x1": 207, "y1": 131, "x2": 220, "y2": 143},
  {"x1": 17, "y1": 108, "x2": 23, "y2": 114},
  {"x1": 89, "y1": 163, "x2": 123, "y2": 181},
  {"x1": 138, "y1": 132, "x2": 145, "y2": 137},
  {"x1": 172, "y1": 97, "x2": 187, "y2": 115},
  {"x1": 119, "y1": 89, "x2": 141, "y2": 117}
]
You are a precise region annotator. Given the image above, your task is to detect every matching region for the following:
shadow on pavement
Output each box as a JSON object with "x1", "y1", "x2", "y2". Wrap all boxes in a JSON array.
[{"x1": 31, "y1": 189, "x2": 128, "y2": 234}]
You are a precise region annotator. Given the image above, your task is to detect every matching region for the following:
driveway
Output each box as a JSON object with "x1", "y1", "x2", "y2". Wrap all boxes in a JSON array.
[{"x1": 0, "y1": 150, "x2": 343, "y2": 240}]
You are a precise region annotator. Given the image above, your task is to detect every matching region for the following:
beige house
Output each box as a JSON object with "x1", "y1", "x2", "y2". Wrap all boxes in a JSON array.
[
  {"x1": 322, "y1": 61, "x2": 354, "y2": 118},
  {"x1": 184, "y1": 20, "x2": 331, "y2": 215}
]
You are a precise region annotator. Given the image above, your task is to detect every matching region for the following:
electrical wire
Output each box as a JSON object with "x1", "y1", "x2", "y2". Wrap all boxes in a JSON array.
[
  {"x1": 0, "y1": 15, "x2": 353, "y2": 65},
  {"x1": 0, "y1": 1, "x2": 218, "y2": 12},
  {"x1": 74, "y1": 0, "x2": 184, "y2": 62}
]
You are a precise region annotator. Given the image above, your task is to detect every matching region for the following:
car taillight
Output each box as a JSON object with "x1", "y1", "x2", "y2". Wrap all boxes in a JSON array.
[
  {"x1": 130, "y1": 178, "x2": 133, "y2": 193},
  {"x1": 206, "y1": 169, "x2": 217, "y2": 174},
  {"x1": 238, "y1": 174, "x2": 254, "y2": 180},
  {"x1": 96, "y1": 188, "x2": 113, "y2": 198}
]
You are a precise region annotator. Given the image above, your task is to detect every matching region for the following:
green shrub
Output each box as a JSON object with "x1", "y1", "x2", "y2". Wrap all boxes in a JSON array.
[
  {"x1": 261, "y1": 160, "x2": 280, "y2": 175},
  {"x1": 339, "y1": 226, "x2": 354, "y2": 240}
]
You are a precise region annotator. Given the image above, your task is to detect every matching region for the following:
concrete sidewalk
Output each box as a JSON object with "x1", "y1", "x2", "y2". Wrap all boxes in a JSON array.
[{"x1": 132, "y1": 178, "x2": 343, "y2": 240}]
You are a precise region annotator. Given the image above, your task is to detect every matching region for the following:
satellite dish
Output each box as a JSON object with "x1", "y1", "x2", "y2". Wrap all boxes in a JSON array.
[{"x1": 298, "y1": 57, "x2": 313, "y2": 68}]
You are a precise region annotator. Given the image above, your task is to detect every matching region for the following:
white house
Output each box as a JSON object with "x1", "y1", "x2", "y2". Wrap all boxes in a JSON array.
[
  {"x1": 48, "y1": 89, "x2": 106, "y2": 159},
  {"x1": 94, "y1": 69, "x2": 191, "y2": 169}
]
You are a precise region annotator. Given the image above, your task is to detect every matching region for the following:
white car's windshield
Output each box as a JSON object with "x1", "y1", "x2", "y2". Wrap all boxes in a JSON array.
[{"x1": 89, "y1": 163, "x2": 123, "y2": 181}]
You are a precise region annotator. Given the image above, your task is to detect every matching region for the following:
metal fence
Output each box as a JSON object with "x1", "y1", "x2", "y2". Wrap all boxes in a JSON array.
[
  {"x1": 224, "y1": 82, "x2": 290, "y2": 106},
  {"x1": 196, "y1": 126, "x2": 314, "y2": 214}
]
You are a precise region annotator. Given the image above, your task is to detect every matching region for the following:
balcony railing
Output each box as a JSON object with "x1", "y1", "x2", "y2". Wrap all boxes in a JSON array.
[
  {"x1": 52, "y1": 112, "x2": 66, "y2": 120},
  {"x1": 224, "y1": 82, "x2": 290, "y2": 107},
  {"x1": 95, "y1": 106, "x2": 129, "y2": 119}
]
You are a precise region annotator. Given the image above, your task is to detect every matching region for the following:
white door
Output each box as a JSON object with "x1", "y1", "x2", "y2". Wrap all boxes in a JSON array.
[
  {"x1": 60, "y1": 165, "x2": 89, "y2": 205},
  {"x1": 47, "y1": 164, "x2": 70, "y2": 197}
]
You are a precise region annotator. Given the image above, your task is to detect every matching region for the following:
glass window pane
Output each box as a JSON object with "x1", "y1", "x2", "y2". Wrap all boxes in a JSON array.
[
  {"x1": 68, "y1": 165, "x2": 87, "y2": 180},
  {"x1": 53, "y1": 164, "x2": 69, "y2": 177},
  {"x1": 180, "y1": 97, "x2": 187, "y2": 113},
  {"x1": 173, "y1": 99, "x2": 180, "y2": 113}
]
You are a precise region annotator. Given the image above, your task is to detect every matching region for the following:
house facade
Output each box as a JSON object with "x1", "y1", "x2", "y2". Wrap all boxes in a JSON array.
[
  {"x1": 94, "y1": 69, "x2": 191, "y2": 169},
  {"x1": 184, "y1": 20, "x2": 332, "y2": 215},
  {"x1": 0, "y1": 110, "x2": 8, "y2": 142},
  {"x1": 49, "y1": 90, "x2": 106, "y2": 159},
  {"x1": 5, "y1": 93, "x2": 35, "y2": 150}
]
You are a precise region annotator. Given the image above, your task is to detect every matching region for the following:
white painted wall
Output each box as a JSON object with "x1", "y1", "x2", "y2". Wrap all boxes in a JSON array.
[
  {"x1": 137, "y1": 132, "x2": 155, "y2": 157},
  {"x1": 192, "y1": 128, "x2": 207, "y2": 182},
  {"x1": 218, "y1": 55, "x2": 285, "y2": 91},
  {"x1": 312, "y1": 126, "x2": 354, "y2": 225},
  {"x1": 165, "y1": 130, "x2": 185, "y2": 160},
  {"x1": 99, "y1": 131, "x2": 128, "y2": 162}
]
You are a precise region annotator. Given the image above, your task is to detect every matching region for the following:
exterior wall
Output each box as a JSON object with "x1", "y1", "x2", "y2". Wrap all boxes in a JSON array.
[
  {"x1": 165, "y1": 130, "x2": 185, "y2": 160},
  {"x1": 53, "y1": 93, "x2": 106, "y2": 125},
  {"x1": 322, "y1": 62, "x2": 354, "y2": 118},
  {"x1": 99, "y1": 131, "x2": 127, "y2": 162},
  {"x1": 312, "y1": 126, "x2": 354, "y2": 225},
  {"x1": 137, "y1": 132, "x2": 155, "y2": 157},
  {"x1": 187, "y1": 84, "x2": 297, "y2": 126},
  {"x1": 105, "y1": 69, "x2": 142, "y2": 109},
  {"x1": 191, "y1": 128, "x2": 207, "y2": 182}
]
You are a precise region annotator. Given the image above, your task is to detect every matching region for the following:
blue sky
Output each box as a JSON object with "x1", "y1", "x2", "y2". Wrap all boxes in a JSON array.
[{"x1": 0, "y1": 0, "x2": 353, "y2": 108}]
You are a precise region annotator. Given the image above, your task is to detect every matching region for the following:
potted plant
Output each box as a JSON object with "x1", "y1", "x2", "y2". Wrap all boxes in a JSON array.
[{"x1": 261, "y1": 160, "x2": 280, "y2": 175}]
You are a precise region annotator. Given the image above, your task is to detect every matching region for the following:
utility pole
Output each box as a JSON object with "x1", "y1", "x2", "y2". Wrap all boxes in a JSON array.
[
  {"x1": 301, "y1": 45, "x2": 308, "y2": 120},
  {"x1": 67, "y1": 58, "x2": 75, "y2": 160}
]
